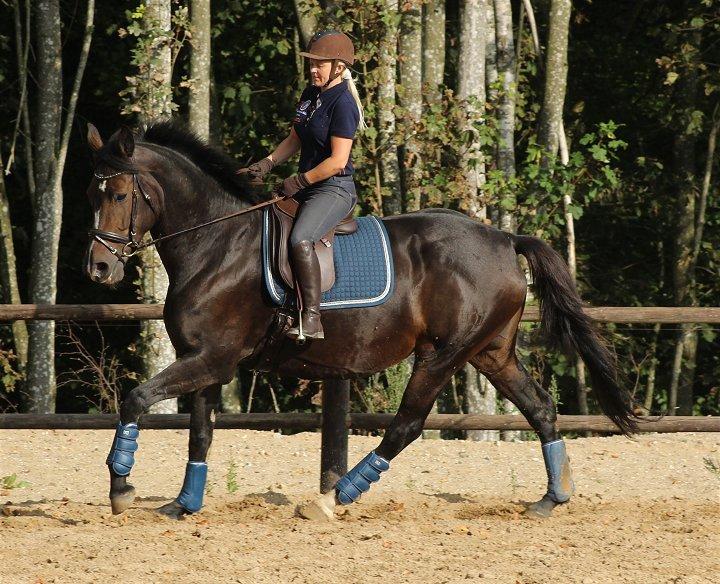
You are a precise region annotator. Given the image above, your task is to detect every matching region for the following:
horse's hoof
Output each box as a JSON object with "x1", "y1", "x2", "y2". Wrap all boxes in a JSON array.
[
  {"x1": 110, "y1": 485, "x2": 136, "y2": 515},
  {"x1": 156, "y1": 500, "x2": 190, "y2": 520},
  {"x1": 524, "y1": 495, "x2": 557, "y2": 519},
  {"x1": 297, "y1": 491, "x2": 336, "y2": 521}
]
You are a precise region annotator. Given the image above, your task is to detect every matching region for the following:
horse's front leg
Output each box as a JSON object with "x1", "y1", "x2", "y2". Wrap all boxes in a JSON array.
[
  {"x1": 107, "y1": 353, "x2": 227, "y2": 514},
  {"x1": 157, "y1": 384, "x2": 222, "y2": 518}
]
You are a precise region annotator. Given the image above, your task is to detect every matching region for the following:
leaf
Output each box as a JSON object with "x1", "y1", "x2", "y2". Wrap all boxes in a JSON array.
[{"x1": 664, "y1": 71, "x2": 679, "y2": 86}]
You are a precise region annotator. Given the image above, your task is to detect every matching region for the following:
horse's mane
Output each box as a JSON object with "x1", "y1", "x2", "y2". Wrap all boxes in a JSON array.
[
  {"x1": 96, "y1": 120, "x2": 261, "y2": 203},
  {"x1": 140, "y1": 120, "x2": 260, "y2": 203}
]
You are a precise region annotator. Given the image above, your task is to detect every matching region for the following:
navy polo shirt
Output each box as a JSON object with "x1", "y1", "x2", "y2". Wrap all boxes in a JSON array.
[{"x1": 293, "y1": 80, "x2": 360, "y2": 175}]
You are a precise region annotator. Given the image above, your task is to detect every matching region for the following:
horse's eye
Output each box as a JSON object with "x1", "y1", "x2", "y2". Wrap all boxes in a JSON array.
[{"x1": 115, "y1": 194, "x2": 127, "y2": 202}]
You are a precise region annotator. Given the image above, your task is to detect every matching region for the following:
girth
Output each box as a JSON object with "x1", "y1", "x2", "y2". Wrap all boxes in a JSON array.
[{"x1": 269, "y1": 197, "x2": 357, "y2": 292}]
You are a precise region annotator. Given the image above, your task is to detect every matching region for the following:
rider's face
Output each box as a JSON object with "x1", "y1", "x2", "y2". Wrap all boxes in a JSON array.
[{"x1": 309, "y1": 59, "x2": 342, "y2": 87}]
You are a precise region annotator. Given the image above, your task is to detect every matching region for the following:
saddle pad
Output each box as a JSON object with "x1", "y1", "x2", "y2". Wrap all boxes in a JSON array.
[{"x1": 262, "y1": 208, "x2": 395, "y2": 310}]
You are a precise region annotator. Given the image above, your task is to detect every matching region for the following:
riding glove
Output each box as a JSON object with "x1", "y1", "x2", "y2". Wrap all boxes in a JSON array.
[
  {"x1": 236, "y1": 157, "x2": 275, "y2": 181},
  {"x1": 280, "y1": 173, "x2": 311, "y2": 197}
]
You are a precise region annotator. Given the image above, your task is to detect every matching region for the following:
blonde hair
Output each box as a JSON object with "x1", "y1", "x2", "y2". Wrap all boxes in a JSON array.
[{"x1": 341, "y1": 67, "x2": 367, "y2": 132}]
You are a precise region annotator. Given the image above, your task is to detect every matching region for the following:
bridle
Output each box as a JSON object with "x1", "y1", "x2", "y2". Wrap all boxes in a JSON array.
[
  {"x1": 88, "y1": 168, "x2": 289, "y2": 262},
  {"x1": 89, "y1": 170, "x2": 157, "y2": 262}
]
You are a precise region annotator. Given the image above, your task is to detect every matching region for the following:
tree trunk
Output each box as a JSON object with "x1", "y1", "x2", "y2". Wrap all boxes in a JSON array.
[
  {"x1": 484, "y1": 0, "x2": 499, "y2": 225},
  {"x1": 422, "y1": 0, "x2": 445, "y2": 105},
  {"x1": 458, "y1": 0, "x2": 486, "y2": 219},
  {"x1": 11, "y1": 0, "x2": 36, "y2": 209},
  {"x1": 378, "y1": 0, "x2": 402, "y2": 216},
  {"x1": 669, "y1": 28, "x2": 701, "y2": 416},
  {"x1": 0, "y1": 155, "x2": 28, "y2": 371},
  {"x1": 493, "y1": 0, "x2": 516, "y2": 234},
  {"x1": 399, "y1": 0, "x2": 423, "y2": 212},
  {"x1": 537, "y1": 0, "x2": 571, "y2": 163},
  {"x1": 189, "y1": 0, "x2": 210, "y2": 139},
  {"x1": 25, "y1": 0, "x2": 63, "y2": 413},
  {"x1": 294, "y1": 0, "x2": 319, "y2": 47},
  {"x1": 137, "y1": 0, "x2": 177, "y2": 414},
  {"x1": 464, "y1": 364, "x2": 498, "y2": 442}
]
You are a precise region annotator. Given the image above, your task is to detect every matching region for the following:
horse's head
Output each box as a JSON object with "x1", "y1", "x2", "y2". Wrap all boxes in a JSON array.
[{"x1": 84, "y1": 123, "x2": 161, "y2": 285}]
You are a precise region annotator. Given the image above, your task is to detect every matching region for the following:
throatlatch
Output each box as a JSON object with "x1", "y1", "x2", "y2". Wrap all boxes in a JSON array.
[
  {"x1": 335, "y1": 451, "x2": 390, "y2": 505},
  {"x1": 106, "y1": 422, "x2": 139, "y2": 476},
  {"x1": 541, "y1": 439, "x2": 575, "y2": 503},
  {"x1": 176, "y1": 461, "x2": 208, "y2": 513}
]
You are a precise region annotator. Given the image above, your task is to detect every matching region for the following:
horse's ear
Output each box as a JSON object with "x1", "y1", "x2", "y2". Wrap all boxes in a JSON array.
[
  {"x1": 116, "y1": 126, "x2": 135, "y2": 158},
  {"x1": 87, "y1": 123, "x2": 103, "y2": 152}
]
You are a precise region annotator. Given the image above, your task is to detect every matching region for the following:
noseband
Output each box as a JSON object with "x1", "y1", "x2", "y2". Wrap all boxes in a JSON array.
[{"x1": 89, "y1": 170, "x2": 157, "y2": 262}]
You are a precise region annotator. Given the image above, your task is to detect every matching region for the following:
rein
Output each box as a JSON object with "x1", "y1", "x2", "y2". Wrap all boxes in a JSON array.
[{"x1": 89, "y1": 169, "x2": 288, "y2": 260}]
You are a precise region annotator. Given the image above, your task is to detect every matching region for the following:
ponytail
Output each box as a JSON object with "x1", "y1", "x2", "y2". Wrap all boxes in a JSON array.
[{"x1": 342, "y1": 68, "x2": 367, "y2": 132}]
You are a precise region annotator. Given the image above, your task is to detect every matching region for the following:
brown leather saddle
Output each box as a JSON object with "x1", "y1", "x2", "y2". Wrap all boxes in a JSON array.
[{"x1": 269, "y1": 197, "x2": 357, "y2": 292}]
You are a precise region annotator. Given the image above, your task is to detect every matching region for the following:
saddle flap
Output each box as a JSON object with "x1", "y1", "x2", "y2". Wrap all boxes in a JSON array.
[{"x1": 270, "y1": 203, "x2": 336, "y2": 292}]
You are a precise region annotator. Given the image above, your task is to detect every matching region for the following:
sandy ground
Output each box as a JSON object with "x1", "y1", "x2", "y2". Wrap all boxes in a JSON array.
[{"x1": 1, "y1": 429, "x2": 719, "y2": 584}]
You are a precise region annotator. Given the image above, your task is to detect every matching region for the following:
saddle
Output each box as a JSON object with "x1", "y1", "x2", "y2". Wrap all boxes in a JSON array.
[{"x1": 270, "y1": 197, "x2": 357, "y2": 292}]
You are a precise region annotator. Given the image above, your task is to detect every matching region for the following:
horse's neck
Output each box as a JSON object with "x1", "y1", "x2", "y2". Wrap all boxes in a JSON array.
[{"x1": 149, "y1": 156, "x2": 261, "y2": 287}]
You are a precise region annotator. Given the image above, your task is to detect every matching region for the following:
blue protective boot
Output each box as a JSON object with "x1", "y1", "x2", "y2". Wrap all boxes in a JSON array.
[
  {"x1": 175, "y1": 461, "x2": 208, "y2": 513},
  {"x1": 335, "y1": 451, "x2": 390, "y2": 505},
  {"x1": 541, "y1": 439, "x2": 575, "y2": 503},
  {"x1": 106, "y1": 422, "x2": 139, "y2": 476}
]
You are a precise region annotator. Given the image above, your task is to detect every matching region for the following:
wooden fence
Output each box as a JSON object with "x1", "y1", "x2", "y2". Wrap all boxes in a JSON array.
[{"x1": 2, "y1": 304, "x2": 719, "y2": 490}]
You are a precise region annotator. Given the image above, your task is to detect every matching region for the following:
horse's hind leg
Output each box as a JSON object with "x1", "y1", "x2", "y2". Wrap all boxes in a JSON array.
[
  {"x1": 300, "y1": 355, "x2": 458, "y2": 520},
  {"x1": 158, "y1": 384, "x2": 221, "y2": 518},
  {"x1": 471, "y1": 349, "x2": 574, "y2": 518},
  {"x1": 108, "y1": 353, "x2": 230, "y2": 514}
]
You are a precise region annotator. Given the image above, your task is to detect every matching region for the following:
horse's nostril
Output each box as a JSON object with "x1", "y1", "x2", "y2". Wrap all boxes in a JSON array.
[{"x1": 93, "y1": 262, "x2": 110, "y2": 281}]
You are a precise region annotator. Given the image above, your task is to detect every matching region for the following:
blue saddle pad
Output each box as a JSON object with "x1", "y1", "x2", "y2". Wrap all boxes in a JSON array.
[{"x1": 262, "y1": 208, "x2": 395, "y2": 310}]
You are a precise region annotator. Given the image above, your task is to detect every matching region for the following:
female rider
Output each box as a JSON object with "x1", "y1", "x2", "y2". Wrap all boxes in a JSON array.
[{"x1": 238, "y1": 30, "x2": 365, "y2": 340}]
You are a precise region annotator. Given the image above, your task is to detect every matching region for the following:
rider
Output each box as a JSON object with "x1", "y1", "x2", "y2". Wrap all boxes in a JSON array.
[{"x1": 238, "y1": 30, "x2": 365, "y2": 340}]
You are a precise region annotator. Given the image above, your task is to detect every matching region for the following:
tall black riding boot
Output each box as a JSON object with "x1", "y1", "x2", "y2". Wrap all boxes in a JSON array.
[{"x1": 287, "y1": 240, "x2": 324, "y2": 340}]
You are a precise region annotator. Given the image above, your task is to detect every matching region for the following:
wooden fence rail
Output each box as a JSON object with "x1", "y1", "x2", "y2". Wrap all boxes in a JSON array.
[
  {"x1": 1, "y1": 413, "x2": 718, "y2": 433},
  {"x1": 1, "y1": 305, "x2": 720, "y2": 323}
]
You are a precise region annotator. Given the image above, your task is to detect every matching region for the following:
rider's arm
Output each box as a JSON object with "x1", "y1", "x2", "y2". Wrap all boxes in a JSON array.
[
  {"x1": 267, "y1": 127, "x2": 301, "y2": 166},
  {"x1": 303, "y1": 136, "x2": 353, "y2": 183}
]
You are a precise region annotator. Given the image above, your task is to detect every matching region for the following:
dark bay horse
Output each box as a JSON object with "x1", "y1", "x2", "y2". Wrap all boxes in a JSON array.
[{"x1": 84, "y1": 121, "x2": 636, "y2": 520}]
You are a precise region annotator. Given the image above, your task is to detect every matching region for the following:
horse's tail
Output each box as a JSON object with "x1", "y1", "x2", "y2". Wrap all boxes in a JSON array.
[{"x1": 511, "y1": 234, "x2": 638, "y2": 435}]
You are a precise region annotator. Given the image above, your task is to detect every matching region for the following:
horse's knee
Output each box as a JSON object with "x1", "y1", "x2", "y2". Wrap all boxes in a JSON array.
[{"x1": 120, "y1": 389, "x2": 147, "y2": 421}]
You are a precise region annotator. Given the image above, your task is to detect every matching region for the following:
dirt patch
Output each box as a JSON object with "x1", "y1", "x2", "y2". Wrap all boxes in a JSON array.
[{"x1": 1, "y1": 430, "x2": 718, "y2": 583}]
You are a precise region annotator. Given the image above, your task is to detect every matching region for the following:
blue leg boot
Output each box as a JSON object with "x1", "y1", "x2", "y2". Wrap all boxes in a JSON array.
[
  {"x1": 106, "y1": 422, "x2": 139, "y2": 476},
  {"x1": 526, "y1": 439, "x2": 575, "y2": 518},
  {"x1": 175, "y1": 461, "x2": 208, "y2": 513},
  {"x1": 542, "y1": 439, "x2": 575, "y2": 503},
  {"x1": 335, "y1": 451, "x2": 390, "y2": 505}
]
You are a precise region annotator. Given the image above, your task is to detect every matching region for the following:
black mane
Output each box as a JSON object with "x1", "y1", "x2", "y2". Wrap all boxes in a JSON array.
[{"x1": 140, "y1": 120, "x2": 261, "y2": 203}]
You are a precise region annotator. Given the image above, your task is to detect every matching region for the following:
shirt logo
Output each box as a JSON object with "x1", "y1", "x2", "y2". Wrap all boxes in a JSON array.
[{"x1": 298, "y1": 100, "x2": 311, "y2": 113}]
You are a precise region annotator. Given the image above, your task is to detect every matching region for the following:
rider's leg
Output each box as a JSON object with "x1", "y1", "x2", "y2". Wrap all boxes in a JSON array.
[{"x1": 287, "y1": 184, "x2": 355, "y2": 339}]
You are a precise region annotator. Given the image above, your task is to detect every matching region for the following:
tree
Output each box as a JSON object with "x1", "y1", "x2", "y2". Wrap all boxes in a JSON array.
[
  {"x1": 399, "y1": 0, "x2": 423, "y2": 212},
  {"x1": 377, "y1": 0, "x2": 402, "y2": 216},
  {"x1": 25, "y1": 0, "x2": 94, "y2": 413},
  {"x1": 128, "y1": 0, "x2": 178, "y2": 414}
]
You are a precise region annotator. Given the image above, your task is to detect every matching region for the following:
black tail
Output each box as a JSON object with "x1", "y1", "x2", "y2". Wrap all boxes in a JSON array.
[{"x1": 512, "y1": 234, "x2": 638, "y2": 435}]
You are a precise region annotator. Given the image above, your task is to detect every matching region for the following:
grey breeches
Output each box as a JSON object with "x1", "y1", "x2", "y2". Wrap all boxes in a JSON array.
[{"x1": 289, "y1": 175, "x2": 357, "y2": 247}]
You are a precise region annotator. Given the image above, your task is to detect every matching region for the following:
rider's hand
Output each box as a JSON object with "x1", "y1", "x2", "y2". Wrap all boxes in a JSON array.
[
  {"x1": 278, "y1": 173, "x2": 310, "y2": 198},
  {"x1": 236, "y1": 157, "x2": 274, "y2": 181}
]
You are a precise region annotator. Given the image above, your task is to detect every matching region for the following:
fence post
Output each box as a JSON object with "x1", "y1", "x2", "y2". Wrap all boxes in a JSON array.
[{"x1": 320, "y1": 379, "x2": 349, "y2": 493}]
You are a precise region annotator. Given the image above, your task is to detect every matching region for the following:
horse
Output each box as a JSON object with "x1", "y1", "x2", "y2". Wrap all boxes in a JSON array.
[{"x1": 83, "y1": 120, "x2": 636, "y2": 520}]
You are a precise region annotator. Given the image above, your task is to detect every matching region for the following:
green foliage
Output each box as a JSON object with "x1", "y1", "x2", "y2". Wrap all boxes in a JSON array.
[
  {"x1": 225, "y1": 460, "x2": 239, "y2": 494},
  {"x1": 1, "y1": 474, "x2": 30, "y2": 490},
  {"x1": 703, "y1": 456, "x2": 720, "y2": 480},
  {"x1": 0, "y1": 350, "x2": 22, "y2": 395}
]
